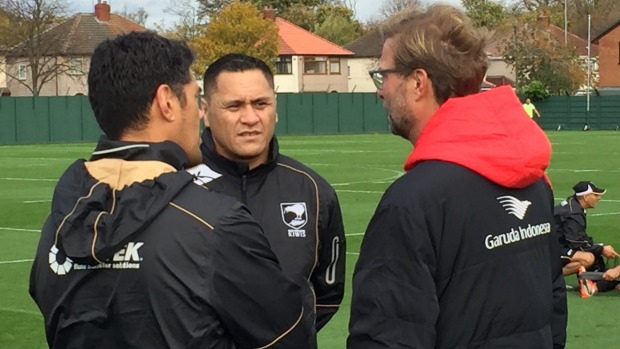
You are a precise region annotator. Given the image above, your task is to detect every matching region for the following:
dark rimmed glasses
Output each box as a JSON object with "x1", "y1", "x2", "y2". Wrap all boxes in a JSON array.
[{"x1": 368, "y1": 68, "x2": 399, "y2": 90}]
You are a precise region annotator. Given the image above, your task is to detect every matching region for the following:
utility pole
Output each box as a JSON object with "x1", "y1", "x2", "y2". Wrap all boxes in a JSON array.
[
  {"x1": 564, "y1": 0, "x2": 568, "y2": 45},
  {"x1": 586, "y1": 13, "x2": 591, "y2": 130},
  {"x1": 513, "y1": 25, "x2": 518, "y2": 89}
]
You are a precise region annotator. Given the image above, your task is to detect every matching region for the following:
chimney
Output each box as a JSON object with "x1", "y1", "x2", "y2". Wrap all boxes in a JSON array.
[
  {"x1": 262, "y1": 6, "x2": 276, "y2": 21},
  {"x1": 537, "y1": 10, "x2": 550, "y2": 29},
  {"x1": 95, "y1": 0, "x2": 111, "y2": 22}
]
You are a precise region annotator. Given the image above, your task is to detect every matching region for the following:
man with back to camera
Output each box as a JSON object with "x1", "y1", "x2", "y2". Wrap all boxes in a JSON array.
[
  {"x1": 29, "y1": 31, "x2": 310, "y2": 349},
  {"x1": 348, "y1": 5, "x2": 567, "y2": 349},
  {"x1": 199, "y1": 53, "x2": 346, "y2": 346},
  {"x1": 554, "y1": 181, "x2": 619, "y2": 298}
]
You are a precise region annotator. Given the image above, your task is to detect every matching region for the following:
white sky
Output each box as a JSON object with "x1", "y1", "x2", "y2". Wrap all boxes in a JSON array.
[{"x1": 68, "y1": 0, "x2": 463, "y2": 29}]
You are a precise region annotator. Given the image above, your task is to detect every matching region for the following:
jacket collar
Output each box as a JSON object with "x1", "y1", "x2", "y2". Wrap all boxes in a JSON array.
[
  {"x1": 90, "y1": 136, "x2": 189, "y2": 170},
  {"x1": 200, "y1": 128, "x2": 279, "y2": 177}
]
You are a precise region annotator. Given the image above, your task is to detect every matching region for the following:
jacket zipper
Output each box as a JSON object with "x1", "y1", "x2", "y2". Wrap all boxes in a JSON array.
[{"x1": 241, "y1": 175, "x2": 247, "y2": 204}]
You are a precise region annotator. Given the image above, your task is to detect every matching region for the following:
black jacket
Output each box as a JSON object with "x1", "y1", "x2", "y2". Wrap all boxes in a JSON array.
[
  {"x1": 348, "y1": 87, "x2": 566, "y2": 349},
  {"x1": 554, "y1": 195, "x2": 604, "y2": 256},
  {"x1": 30, "y1": 138, "x2": 310, "y2": 349},
  {"x1": 200, "y1": 129, "x2": 346, "y2": 334}
]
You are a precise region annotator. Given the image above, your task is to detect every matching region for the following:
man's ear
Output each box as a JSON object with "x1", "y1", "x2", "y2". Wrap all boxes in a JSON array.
[
  {"x1": 201, "y1": 98, "x2": 210, "y2": 127},
  {"x1": 153, "y1": 84, "x2": 176, "y2": 122},
  {"x1": 409, "y1": 69, "x2": 432, "y2": 101}
]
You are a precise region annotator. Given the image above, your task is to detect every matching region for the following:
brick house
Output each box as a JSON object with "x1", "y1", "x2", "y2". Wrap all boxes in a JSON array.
[
  {"x1": 592, "y1": 19, "x2": 620, "y2": 88},
  {"x1": 262, "y1": 8, "x2": 354, "y2": 93},
  {"x1": 4, "y1": 0, "x2": 145, "y2": 96},
  {"x1": 342, "y1": 29, "x2": 382, "y2": 92}
]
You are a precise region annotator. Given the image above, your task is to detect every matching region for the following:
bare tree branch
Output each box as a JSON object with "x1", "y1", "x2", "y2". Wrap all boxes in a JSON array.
[{"x1": 0, "y1": 0, "x2": 74, "y2": 95}]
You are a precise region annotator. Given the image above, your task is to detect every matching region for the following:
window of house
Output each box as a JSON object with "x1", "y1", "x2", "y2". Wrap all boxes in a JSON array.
[
  {"x1": 276, "y1": 56, "x2": 292, "y2": 74},
  {"x1": 68, "y1": 58, "x2": 83, "y2": 75},
  {"x1": 329, "y1": 58, "x2": 341, "y2": 74},
  {"x1": 17, "y1": 64, "x2": 27, "y2": 80},
  {"x1": 304, "y1": 56, "x2": 327, "y2": 74}
]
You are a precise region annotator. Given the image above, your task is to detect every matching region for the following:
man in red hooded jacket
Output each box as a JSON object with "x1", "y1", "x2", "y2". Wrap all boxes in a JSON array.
[{"x1": 348, "y1": 4, "x2": 567, "y2": 349}]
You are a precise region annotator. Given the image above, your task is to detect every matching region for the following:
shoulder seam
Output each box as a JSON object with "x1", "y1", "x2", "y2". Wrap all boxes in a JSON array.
[{"x1": 169, "y1": 202, "x2": 214, "y2": 230}]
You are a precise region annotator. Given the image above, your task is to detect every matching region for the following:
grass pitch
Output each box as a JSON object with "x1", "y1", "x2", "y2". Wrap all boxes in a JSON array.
[{"x1": 1, "y1": 132, "x2": 619, "y2": 348}]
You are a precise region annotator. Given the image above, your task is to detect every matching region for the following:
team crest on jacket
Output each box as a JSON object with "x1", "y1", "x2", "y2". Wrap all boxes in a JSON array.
[{"x1": 280, "y1": 202, "x2": 307, "y2": 237}]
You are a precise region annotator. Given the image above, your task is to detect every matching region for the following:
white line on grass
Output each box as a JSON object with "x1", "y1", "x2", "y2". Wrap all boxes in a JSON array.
[
  {"x1": 0, "y1": 177, "x2": 57, "y2": 182},
  {"x1": 333, "y1": 169, "x2": 403, "y2": 187},
  {"x1": 345, "y1": 233, "x2": 365, "y2": 236},
  {"x1": 590, "y1": 212, "x2": 620, "y2": 217},
  {"x1": 554, "y1": 198, "x2": 620, "y2": 203},
  {"x1": 346, "y1": 252, "x2": 360, "y2": 256},
  {"x1": 0, "y1": 259, "x2": 33, "y2": 265},
  {"x1": 337, "y1": 190, "x2": 385, "y2": 194},
  {"x1": 0, "y1": 227, "x2": 39, "y2": 232},
  {"x1": 0, "y1": 307, "x2": 41, "y2": 317},
  {"x1": 547, "y1": 168, "x2": 620, "y2": 173},
  {"x1": 1, "y1": 157, "x2": 75, "y2": 161},
  {"x1": 23, "y1": 200, "x2": 51, "y2": 204}
]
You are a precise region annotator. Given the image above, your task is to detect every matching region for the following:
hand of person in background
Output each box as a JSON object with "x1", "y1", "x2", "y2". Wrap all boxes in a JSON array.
[
  {"x1": 603, "y1": 266, "x2": 620, "y2": 281},
  {"x1": 602, "y1": 245, "x2": 618, "y2": 259}
]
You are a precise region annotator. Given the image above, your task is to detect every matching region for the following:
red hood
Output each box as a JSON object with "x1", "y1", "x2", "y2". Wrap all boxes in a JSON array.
[{"x1": 404, "y1": 86, "x2": 551, "y2": 189}]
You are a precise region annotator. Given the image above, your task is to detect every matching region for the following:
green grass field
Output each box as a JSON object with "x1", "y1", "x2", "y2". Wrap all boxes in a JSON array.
[{"x1": 1, "y1": 132, "x2": 620, "y2": 348}]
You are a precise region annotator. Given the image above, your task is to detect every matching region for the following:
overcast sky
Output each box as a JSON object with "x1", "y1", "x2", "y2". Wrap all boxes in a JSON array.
[{"x1": 68, "y1": 0, "x2": 463, "y2": 29}]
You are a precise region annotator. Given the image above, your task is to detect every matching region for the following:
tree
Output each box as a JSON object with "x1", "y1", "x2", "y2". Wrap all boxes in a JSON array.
[
  {"x1": 189, "y1": 1, "x2": 279, "y2": 77},
  {"x1": 568, "y1": 0, "x2": 620, "y2": 39},
  {"x1": 279, "y1": 2, "x2": 317, "y2": 31},
  {"x1": 124, "y1": 7, "x2": 149, "y2": 27},
  {"x1": 0, "y1": 0, "x2": 75, "y2": 96},
  {"x1": 314, "y1": 13, "x2": 359, "y2": 45},
  {"x1": 196, "y1": 0, "x2": 325, "y2": 17},
  {"x1": 156, "y1": 0, "x2": 205, "y2": 42},
  {"x1": 196, "y1": 0, "x2": 232, "y2": 18},
  {"x1": 251, "y1": 0, "x2": 324, "y2": 13},
  {"x1": 279, "y1": 0, "x2": 360, "y2": 42},
  {"x1": 314, "y1": 1, "x2": 359, "y2": 45},
  {"x1": 511, "y1": 0, "x2": 562, "y2": 12},
  {"x1": 379, "y1": 0, "x2": 423, "y2": 19},
  {"x1": 462, "y1": 0, "x2": 506, "y2": 29},
  {"x1": 503, "y1": 21, "x2": 586, "y2": 95}
]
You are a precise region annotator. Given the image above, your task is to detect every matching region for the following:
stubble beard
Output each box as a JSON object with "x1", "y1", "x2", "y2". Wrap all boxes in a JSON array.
[{"x1": 387, "y1": 104, "x2": 412, "y2": 140}]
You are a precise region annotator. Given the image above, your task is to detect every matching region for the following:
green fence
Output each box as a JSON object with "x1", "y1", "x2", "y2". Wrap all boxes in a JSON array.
[
  {"x1": 0, "y1": 94, "x2": 389, "y2": 145},
  {"x1": 1, "y1": 94, "x2": 620, "y2": 145},
  {"x1": 534, "y1": 95, "x2": 620, "y2": 131}
]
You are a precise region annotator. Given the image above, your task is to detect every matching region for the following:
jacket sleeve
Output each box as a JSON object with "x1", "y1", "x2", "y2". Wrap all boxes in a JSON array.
[
  {"x1": 210, "y1": 204, "x2": 312, "y2": 349},
  {"x1": 546, "y1": 187, "x2": 567, "y2": 348},
  {"x1": 348, "y1": 203, "x2": 438, "y2": 348},
  {"x1": 311, "y1": 190, "x2": 346, "y2": 331},
  {"x1": 560, "y1": 214, "x2": 602, "y2": 255}
]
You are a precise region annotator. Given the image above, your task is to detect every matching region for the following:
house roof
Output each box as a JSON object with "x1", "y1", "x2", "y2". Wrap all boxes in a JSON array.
[
  {"x1": 547, "y1": 23, "x2": 598, "y2": 56},
  {"x1": 275, "y1": 17, "x2": 353, "y2": 56},
  {"x1": 344, "y1": 29, "x2": 383, "y2": 58},
  {"x1": 485, "y1": 22, "x2": 597, "y2": 57},
  {"x1": 592, "y1": 19, "x2": 620, "y2": 43},
  {"x1": 10, "y1": 13, "x2": 146, "y2": 56}
]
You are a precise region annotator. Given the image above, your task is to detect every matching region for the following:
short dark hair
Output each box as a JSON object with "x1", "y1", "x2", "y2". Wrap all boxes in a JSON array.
[
  {"x1": 88, "y1": 31, "x2": 194, "y2": 140},
  {"x1": 203, "y1": 53, "x2": 274, "y2": 98}
]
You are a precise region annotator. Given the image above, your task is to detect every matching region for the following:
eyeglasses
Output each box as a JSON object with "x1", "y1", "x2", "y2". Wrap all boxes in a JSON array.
[{"x1": 368, "y1": 68, "x2": 399, "y2": 90}]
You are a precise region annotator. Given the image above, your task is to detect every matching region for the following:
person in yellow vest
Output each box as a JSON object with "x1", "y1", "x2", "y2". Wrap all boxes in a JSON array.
[{"x1": 523, "y1": 98, "x2": 541, "y2": 118}]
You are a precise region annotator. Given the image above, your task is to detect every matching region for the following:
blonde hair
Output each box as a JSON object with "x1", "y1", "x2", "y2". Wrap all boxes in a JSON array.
[{"x1": 381, "y1": 4, "x2": 489, "y2": 104}]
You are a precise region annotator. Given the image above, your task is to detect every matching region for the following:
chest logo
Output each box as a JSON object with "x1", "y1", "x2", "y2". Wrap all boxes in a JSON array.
[
  {"x1": 280, "y1": 202, "x2": 308, "y2": 237},
  {"x1": 497, "y1": 195, "x2": 531, "y2": 220}
]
